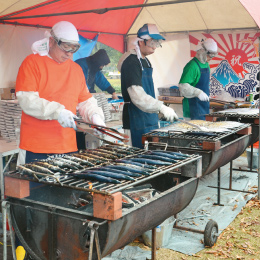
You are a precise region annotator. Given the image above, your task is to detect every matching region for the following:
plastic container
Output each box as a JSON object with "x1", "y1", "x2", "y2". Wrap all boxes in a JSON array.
[
  {"x1": 159, "y1": 118, "x2": 183, "y2": 128},
  {"x1": 159, "y1": 120, "x2": 172, "y2": 128},
  {"x1": 158, "y1": 87, "x2": 181, "y2": 97},
  {"x1": 142, "y1": 216, "x2": 176, "y2": 248},
  {"x1": 108, "y1": 96, "x2": 124, "y2": 113},
  {"x1": 246, "y1": 147, "x2": 259, "y2": 169}
]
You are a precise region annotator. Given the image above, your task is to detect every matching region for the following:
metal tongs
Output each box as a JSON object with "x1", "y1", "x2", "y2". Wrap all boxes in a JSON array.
[
  {"x1": 75, "y1": 119, "x2": 129, "y2": 144},
  {"x1": 210, "y1": 98, "x2": 236, "y2": 108},
  {"x1": 177, "y1": 118, "x2": 208, "y2": 131}
]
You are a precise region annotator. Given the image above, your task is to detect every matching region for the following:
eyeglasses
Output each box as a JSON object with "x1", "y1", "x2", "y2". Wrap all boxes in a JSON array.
[
  {"x1": 52, "y1": 36, "x2": 80, "y2": 53},
  {"x1": 207, "y1": 51, "x2": 217, "y2": 58},
  {"x1": 144, "y1": 39, "x2": 163, "y2": 48},
  {"x1": 202, "y1": 45, "x2": 217, "y2": 58}
]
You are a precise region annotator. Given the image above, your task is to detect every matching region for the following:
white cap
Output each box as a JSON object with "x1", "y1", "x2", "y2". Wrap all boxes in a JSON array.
[
  {"x1": 202, "y1": 38, "x2": 218, "y2": 53},
  {"x1": 137, "y1": 24, "x2": 165, "y2": 40},
  {"x1": 51, "y1": 21, "x2": 79, "y2": 44}
]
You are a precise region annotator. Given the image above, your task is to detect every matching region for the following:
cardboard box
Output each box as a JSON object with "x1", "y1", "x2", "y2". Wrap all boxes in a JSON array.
[
  {"x1": 0, "y1": 87, "x2": 16, "y2": 100},
  {"x1": 158, "y1": 96, "x2": 183, "y2": 104},
  {"x1": 158, "y1": 87, "x2": 181, "y2": 96}
]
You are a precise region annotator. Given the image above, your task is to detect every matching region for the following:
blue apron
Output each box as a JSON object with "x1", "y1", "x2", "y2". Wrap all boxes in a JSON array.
[
  {"x1": 128, "y1": 59, "x2": 159, "y2": 148},
  {"x1": 188, "y1": 59, "x2": 210, "y2": 120}
]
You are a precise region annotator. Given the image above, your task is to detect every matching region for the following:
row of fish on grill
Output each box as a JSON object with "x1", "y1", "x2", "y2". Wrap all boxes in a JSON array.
[{"x1": 16, "y1": 145, "x2": 190, "y2": 184}]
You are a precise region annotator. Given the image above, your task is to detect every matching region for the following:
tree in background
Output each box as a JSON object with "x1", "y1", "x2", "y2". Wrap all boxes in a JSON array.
[
  {"x1": 91, "y1": 42, "x2": 122, "y2": 93},
  {"x1": 91, "y1": 42, "x2": 122, "y2": 73}
]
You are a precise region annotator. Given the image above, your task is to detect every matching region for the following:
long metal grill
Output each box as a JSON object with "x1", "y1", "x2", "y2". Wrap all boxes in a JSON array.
[
  {"x1": 5, "y1": 147, "x2": 201, "y2": 195},
  {"x1": 144, "y1": 124, "x2": 251, "y2": 142},
  {"x1": 49, "y1": 156, "x2": 198, "y2": 194},
  {"x1": 208, "y1": 112, "x2": 259, "y2": 119}
]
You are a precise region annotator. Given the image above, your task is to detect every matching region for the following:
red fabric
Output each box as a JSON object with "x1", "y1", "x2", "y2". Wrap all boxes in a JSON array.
[
  {"x1": 0, "y1": 0, "x2": 144, "y2": 52},
  {"x1": 16, "y1": 54, "x2": 92, "y2": 153}
]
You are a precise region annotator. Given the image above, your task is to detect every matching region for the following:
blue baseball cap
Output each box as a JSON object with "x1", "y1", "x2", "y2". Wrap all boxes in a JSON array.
[{"x1": 137, "y1": 24, "x2": 165, "y2": 40}]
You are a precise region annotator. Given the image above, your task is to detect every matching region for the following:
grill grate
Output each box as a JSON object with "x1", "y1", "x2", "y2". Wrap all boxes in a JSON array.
[
  {"x1": 144, "y1": 124, "x2": 250, "y2": 142},
  {"x1": 61, "y1": 155, "x2": 199, "y2": 194},
  {"x1": 5, "y1": 150, "x2": 201, "y2": 195},
  {"x1": 209, "y1": 112, "x2": 258, "y2": 119}
]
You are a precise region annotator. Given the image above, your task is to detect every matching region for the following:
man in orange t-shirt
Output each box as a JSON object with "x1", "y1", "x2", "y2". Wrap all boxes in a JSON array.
[
  {"x1": 16, "y1": 21, "x2": 105, "y2": 165},
  {"x1": 15, "y1": 21, "x2": 106, "y2": 260}
]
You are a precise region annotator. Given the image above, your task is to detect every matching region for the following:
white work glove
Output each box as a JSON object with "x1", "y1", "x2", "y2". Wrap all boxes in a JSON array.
[
  {"x1": 92, "y1": 114, "x2": 106, "y2": 127},
  {"x1": 198, "y1": 91, "x2": 209, "y2": 101},
  {"x1": 159, "y1": 104, "x2": 178, "y2": 122},
  {"x1": 92, "y1": 114, "x2": 106, "y2": 136},
  {"x1": 58, "y1": 109, "x2": 78, "y2": 130}
]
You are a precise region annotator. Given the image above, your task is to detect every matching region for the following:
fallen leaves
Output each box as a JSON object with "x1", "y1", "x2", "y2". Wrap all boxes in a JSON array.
[
  {"x1": 240, "y1": 218, "x2": 260, "y2": 228},
  {"x1": 233, "y1": 204, "x2": 238, "y2": 211},
  {"x1": 235, "y1": 256, "x2": 245, "y2": 260},
  {"x1": 205, "y1": 248, "x2": 231, "y2": 258},
  {"x1": 152, "y1": 197, "x2": 260, "y2": 260},
  {"x1": 245, "y1": 197, "x2": 260, "y2": 208}
]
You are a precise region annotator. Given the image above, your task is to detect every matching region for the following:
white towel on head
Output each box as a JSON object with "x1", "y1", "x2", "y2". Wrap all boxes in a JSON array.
[
  {"x1": 133, "y1": 37, "x2": 144, "y2": 61},
  {"x1": 31, "y1": 31, "x2": 51, "y2": 56}
]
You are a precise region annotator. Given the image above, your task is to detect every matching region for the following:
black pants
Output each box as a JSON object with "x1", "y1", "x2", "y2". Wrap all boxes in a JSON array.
[{"x1": 76, "y1": 131, "x2": 86, "y2": 150}]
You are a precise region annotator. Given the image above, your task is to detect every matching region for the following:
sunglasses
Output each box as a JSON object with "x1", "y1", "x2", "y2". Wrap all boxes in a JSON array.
[
  {"x1": 144, "y1": 39, "x2": 163, "y2": 48},
  {"x1": 53, "y1": 36, "x2": 80, "y2": 53}
]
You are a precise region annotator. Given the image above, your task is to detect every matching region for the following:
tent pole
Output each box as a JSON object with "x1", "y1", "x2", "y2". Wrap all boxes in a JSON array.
[
  {"x1": 0, "y1": 21, "x2": 124, "y2": 36},
  {"x1": 123, "y1": 35, "x2": 127, "y2": 53},
  {"x1": 0, "y1": 0, "x2": 60, "y2": 19},
  {"x1": 257, "y1": 37, "x2": 260, "y2": 199},
  {"x1": 0, "y1": 0, "x2": 205, "y2": 20}
]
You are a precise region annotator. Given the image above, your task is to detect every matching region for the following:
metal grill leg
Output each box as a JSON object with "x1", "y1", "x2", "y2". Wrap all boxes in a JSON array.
[
  {"x1": 232, "y1": 144, "x2": 257, "y2": 173},
  {"x1": 87, "y1": 221, "x2": 102, "y2": 260},
  {"x1": 213, "y1": 168, "x2": 224, "y2": 206},
  {"x1": 209, "y1": 161, "x2": 256, "y2": 194},
  {"x1": 2, "y1": 200, "x2": 17, "y2": 260},
  {"x1": 151, "y1": 227, "x2": 157, "y2": 260},
  {"x1": 250, "y1": 144, "x2": 253, "y2": 172},
  {"x1": 229, "y1": 160, "x2": 233, "y2": 190},
  {"x1": 2, "y1": 200, "x2": 8, "y2": 260}
]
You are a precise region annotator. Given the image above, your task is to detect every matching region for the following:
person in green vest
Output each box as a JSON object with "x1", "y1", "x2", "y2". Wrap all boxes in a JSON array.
[{"x1": 178, "y1": 38, "x2": 218, "y2": 120}]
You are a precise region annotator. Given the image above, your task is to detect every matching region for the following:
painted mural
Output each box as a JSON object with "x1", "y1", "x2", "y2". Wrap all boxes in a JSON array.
[{"x1": 190, "y1": 32, "x2": 260, "y2": 100}]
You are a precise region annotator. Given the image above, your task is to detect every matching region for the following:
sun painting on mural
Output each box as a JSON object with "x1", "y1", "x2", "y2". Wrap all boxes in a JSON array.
[{"x1": 189, "y1": 33, "x2": 260, "y2": 99}]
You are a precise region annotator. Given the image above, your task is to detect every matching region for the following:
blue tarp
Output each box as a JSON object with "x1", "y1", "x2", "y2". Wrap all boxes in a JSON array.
[{"x1": 73, "y1": 34, "x2": 99, "y2": 61}]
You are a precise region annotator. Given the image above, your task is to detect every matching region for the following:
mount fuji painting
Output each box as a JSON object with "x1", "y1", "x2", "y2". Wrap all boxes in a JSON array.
[
  {"x1": 190, "y1": 32, "x2": 260, "y2": 99},
  {"x1": 211, "y1": 60, "x2": 240, "y2": 86}
]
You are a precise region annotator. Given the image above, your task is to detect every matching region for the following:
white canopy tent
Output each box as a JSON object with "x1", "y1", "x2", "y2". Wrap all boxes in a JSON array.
[{"x1": 0, "y1": 0, "x2": 259, "y2": 92}]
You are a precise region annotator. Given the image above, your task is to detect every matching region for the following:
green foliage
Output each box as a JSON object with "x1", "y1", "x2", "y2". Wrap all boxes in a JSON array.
[
  {"x1": 107, "y1": 78, "x2": 121, "y2": 93},
  {"x1": 91, "y1": 42, "x2": 122, "y2": 93}
]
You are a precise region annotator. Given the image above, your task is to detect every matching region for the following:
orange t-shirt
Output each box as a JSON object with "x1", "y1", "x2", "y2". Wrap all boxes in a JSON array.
[{"x1": 16, "y1": 54, "x2": 92, "y2": 153}]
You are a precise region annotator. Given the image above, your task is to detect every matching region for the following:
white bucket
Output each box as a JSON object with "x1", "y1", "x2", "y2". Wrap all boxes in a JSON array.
[
  {"x1": 246, "y1": 148, "x2": 259, "y2": 169},
  {"x1": 142, "y1": 216, "x2": 176, "y2": 248}
]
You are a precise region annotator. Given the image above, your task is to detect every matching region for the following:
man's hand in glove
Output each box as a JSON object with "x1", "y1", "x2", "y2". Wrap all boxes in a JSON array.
[
  {"x1": 198, "y1": 91, "x2": 209, "y2": 101},
  {"x1": 58, "y1": 109, "x2": 78, "y2": 130},
  {"x1": 159, "y1": 104, "x2": 179, "y2": 122},
  {"x1": 92, "y1": 114, "x2": 106, "y2": 127},
  {"x1": 92, "y1": 114, "x2": 106, "y2": 135}
]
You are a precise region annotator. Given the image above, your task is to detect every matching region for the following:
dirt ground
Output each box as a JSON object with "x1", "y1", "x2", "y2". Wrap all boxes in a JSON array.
[{"x1": 130, "y1": 196, "x2": 260, "y2": 260}]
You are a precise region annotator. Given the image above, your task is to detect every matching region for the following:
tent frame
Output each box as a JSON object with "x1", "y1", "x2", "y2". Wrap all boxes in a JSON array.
[{"x1": 0, "y1": 0, "x2": 205, "y2": 20}]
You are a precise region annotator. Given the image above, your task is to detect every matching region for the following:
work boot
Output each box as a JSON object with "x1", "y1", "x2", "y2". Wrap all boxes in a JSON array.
[{"x1": 16, "y1": 245, "x2": 26, "y2": 260}]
